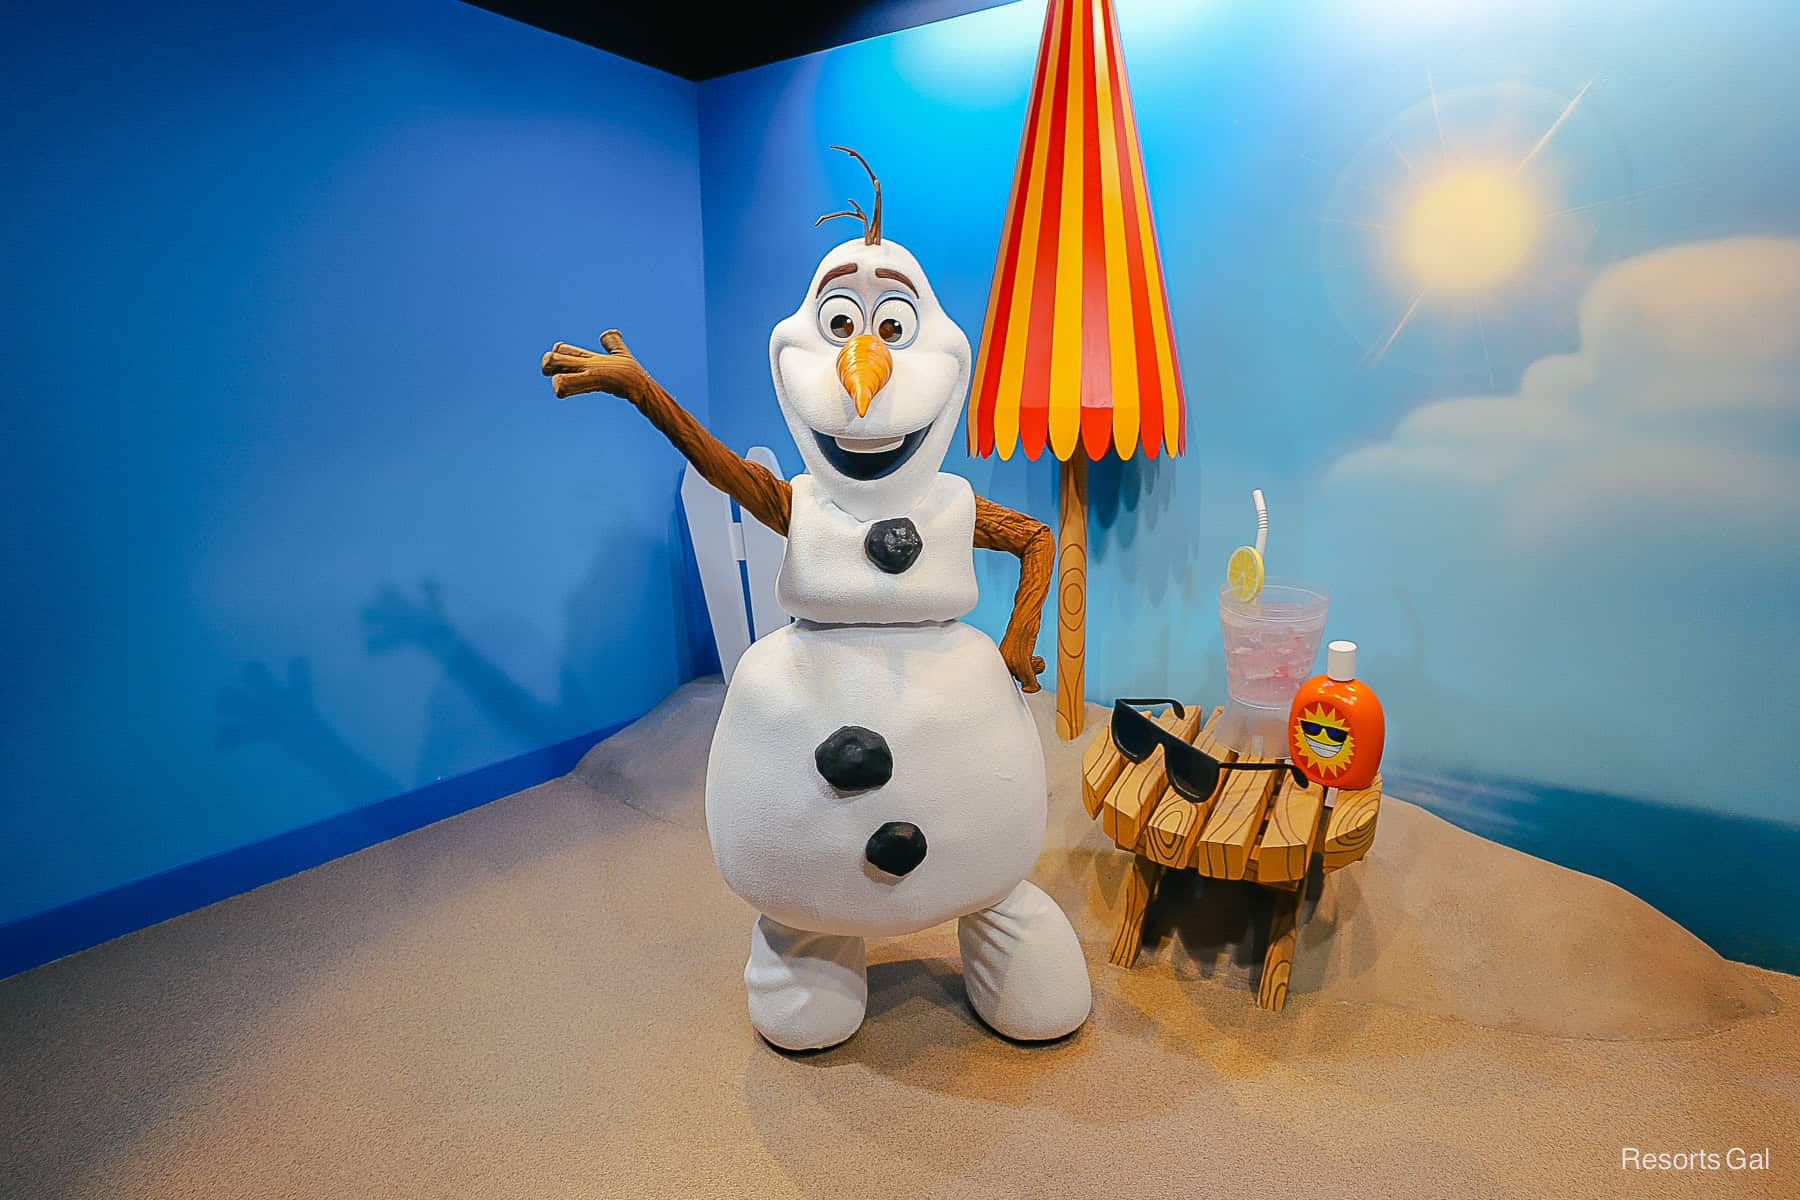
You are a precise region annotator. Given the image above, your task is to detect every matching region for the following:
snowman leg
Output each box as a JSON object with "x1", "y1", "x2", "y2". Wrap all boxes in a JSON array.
[
  {"x1": 744, "y1": 914, "x2": 868, "y2": 1051},
  {"x1": 957, "y1": 880, "x2": 1092, "y2": 1041}
]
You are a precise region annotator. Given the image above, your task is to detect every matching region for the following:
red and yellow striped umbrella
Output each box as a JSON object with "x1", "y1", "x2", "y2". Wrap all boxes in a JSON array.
[{"x1": 969, "y1": 0, "x2": 1186, "y2": 463}]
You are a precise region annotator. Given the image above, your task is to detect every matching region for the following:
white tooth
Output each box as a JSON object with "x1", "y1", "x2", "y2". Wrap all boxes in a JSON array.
[
  {"x1": 834, "y1": 435, "x2": 904, "y2": 454},
  {"x1": 1305, "y1": 737, "x2": 1343, "y2": 759}
]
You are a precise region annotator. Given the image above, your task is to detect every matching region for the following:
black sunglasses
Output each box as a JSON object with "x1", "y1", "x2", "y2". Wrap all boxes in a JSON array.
[
  {"x1": 1299, "y1": 720, "x2": 1348, "y2": 744},
  {"x1": 1112, "y1": 698, "x2": 1305, "y2": 802}
]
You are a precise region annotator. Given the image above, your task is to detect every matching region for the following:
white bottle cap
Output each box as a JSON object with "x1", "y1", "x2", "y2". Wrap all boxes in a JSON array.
[{"x1": 1326, "y1": 640, "x2": 1358, "y2": 682}]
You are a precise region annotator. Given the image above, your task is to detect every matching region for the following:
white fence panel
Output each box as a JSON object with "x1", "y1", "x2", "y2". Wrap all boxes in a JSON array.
[
  {"x1": 741, "y1": 446, "x2": 790, "y2": 641},
  {"x1": 680, "y1": 445, "x2": 790, "y2": 681}
]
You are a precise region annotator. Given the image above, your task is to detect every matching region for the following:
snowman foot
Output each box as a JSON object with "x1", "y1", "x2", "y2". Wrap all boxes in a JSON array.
[
  {"x1": 744, "y1": 915, "x2": 868, "y2": 1051},
  {"x1": 958, "y1": 880, "x2": 1092, "y2": 1041}
]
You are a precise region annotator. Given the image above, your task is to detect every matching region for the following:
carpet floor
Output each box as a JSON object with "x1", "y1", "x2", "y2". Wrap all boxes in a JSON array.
[{"x1": 2, "y1": 682, "x2": 1795, "y2": 1199}]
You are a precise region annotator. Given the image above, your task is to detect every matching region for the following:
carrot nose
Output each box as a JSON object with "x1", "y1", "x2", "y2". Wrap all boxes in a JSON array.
[{"x1": 836, "y1": 334, "x2": 893, "y2": 418}]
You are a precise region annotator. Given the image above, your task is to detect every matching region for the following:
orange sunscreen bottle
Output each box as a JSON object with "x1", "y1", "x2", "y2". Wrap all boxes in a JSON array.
[{"x1": 1288, "y1": 640, "x2": 1384, "y2": 789}]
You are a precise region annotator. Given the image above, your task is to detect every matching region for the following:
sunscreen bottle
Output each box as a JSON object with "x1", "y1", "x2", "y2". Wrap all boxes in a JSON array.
[{"x1": 1287, "y1": 640, "x2": 1384, "y2": 789}]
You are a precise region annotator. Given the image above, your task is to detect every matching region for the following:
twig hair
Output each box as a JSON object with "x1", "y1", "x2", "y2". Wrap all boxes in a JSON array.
[{"x1": 814, "y1": 145, "x2": 883, "y2": 244}]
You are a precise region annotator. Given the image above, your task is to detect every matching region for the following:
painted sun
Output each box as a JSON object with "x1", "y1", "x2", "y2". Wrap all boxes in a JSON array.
[
  {"x1": 1398, "y1": 166, "x2": 1540, "y2": 294},
  {"x1": 1293, "y1": 704, "x2": 1356, "y2": 780},
  {"x1": 1365, "y1": 79, "x2": 1591, "y2": 367},
  {"x1": 1318, "y1": 78, "x2": 1660, "y2": 381}
]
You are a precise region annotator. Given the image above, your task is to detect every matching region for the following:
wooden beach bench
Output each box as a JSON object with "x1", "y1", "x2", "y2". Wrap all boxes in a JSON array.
[{"x1": 1081, "y1": 703, "x2": 1383, "y2": 1011}]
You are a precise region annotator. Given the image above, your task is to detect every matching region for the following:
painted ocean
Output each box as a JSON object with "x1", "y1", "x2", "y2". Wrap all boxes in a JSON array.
[{"x1": 1384, "y1": 765, "x2": 1800, "y2": 975}]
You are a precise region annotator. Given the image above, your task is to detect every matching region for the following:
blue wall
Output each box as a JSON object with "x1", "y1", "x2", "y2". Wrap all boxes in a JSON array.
[
  {"x1": 697, "y1": 0, "x2": 1800, "y2": 969},
  {"x1": 1, "y1": 0, "x2": 715, "y2": 928}
]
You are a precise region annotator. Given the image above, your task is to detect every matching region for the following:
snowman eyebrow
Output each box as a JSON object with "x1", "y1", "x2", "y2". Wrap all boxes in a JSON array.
[
  {"x1": 815, "y1": 263, "x2": 859, "y2": 295},
  {"x1": 874, "y1": 267, "x2": 917, "y2": 295}
]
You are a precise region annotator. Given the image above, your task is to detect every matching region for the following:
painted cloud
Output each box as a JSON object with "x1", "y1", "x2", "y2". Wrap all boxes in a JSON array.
[
  {"x1": 1316, "y1": 238, "x2": 1800, "y2": 817},
  {"x1": 1332, "y1": 238, "x2": 1800, "y2": 542}
]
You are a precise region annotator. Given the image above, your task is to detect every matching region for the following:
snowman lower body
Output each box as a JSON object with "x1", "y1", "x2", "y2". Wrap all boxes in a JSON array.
[{"x1": 706, "y1": 619, "x2": 1092, "y2": 1050}]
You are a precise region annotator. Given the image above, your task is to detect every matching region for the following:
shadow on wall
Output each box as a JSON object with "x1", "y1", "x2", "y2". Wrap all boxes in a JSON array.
[
  {"x1": 1090, "y1": 452, "x2": 1173, "y2": 568},
  {"x1": 216, "y1": 658, "x2": 402, "y2": 805},
  {"x1": 1350, "y1": 585, "x2": 1516, "y2": 774},
  {"x1": 1054, "y1": 450, "x2": 1197, "y2": 604},
  {"x1": 1040, "y1": 449, "x2": 1214, "y2": 700},
  {"x1": 217, "y1": 513, "x2": 717, "y2": 804}
]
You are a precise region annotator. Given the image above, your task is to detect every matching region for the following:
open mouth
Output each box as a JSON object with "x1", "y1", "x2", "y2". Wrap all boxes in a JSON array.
[
  {"x1": 813, "y1": 424, "x2": 931, "y2": 481},
  {"x1": 1304, "y1": 736, "x2": 1344, "y2": 760}
]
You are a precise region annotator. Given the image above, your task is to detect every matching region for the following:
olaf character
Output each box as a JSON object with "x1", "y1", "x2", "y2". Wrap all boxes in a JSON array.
[{"x1": 542, "y1": 148, "x2": 1091, "y2": 1050}]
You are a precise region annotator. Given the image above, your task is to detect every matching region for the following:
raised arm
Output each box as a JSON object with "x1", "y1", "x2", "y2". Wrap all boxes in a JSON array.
[
  {"x1": 541, "y1": 330, "x2": 792, "y2": 535},
  {"x1": 974, "y1": 495, "x2": 1055, "y2": 693}
]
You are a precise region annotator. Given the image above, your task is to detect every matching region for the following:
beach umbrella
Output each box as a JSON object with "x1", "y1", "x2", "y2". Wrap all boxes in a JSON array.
[{"x1": 968, "y1": 0, "x2": 1187, "y2": 738}]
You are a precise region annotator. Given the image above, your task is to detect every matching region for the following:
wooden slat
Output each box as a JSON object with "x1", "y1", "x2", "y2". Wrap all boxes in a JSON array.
[
  {"x1": 1139, "y1": 707, "x2": 1228, "y2": 867},
  {"x1": 1252, "y1": 774, "x2": 1328, "y2": 885},
  {"x1": 1191, "y1": 706, "x2": 1227, "y2": 755},
  {"x1": 1140, "y1": 792, "x2": 1199, "y2": 867},
  {"x1": 1257, "y1": 887, "x2": 1303, "y2": 1012},
  {"x1": 1322, "y1": 775, "x2": 1382, "y2": 872},
  {"x1": 1101, "y1": 707, "x2": 1202, "y2": 851},
  {"x1": 1094, "y1": 708, "x2": 1183, "y2": 820},
  {"x1": 1108, "y1": 855, "x2": 1163, "y2": 967},
  {"x1": 1081, "y1": 721, "x2": 1126, "y2": 818},
  {"x1": 1195, "y1": 762, "x2": 1280, "y2": 880},
  {"x1": 1102, "y1": 744, "x2": 1159, "y2": 849}
]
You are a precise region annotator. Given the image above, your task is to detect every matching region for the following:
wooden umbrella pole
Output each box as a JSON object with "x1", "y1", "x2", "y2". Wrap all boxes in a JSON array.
[{"x1": 1055, "y1": 455, "x2": 1089, "y2": 740}]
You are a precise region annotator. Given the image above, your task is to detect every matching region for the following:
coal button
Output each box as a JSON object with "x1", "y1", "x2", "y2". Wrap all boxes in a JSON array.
[
  {"x1": 864, "y1": 518, "x2": 922, "y2": 574},
  {"x1": 814, "y1": 725, "x2": 893, "y2": 791},
  {"x1": 865, "y1": 821, "x2": 927, "y2": 877}
]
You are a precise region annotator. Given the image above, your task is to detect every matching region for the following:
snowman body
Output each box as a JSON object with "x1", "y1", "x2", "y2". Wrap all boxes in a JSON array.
[
  {"x1": 705, "y1": 473, "x2": 1046, "y2": 938},
  {"x1": 699, "y1": 233, "x2": 1089, "y2": 1050}
]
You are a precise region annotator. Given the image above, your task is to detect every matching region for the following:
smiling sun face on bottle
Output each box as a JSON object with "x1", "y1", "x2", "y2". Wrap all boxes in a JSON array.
[{"x1": 1293, "y1": 704, "x2": 1355, "y2": 779}]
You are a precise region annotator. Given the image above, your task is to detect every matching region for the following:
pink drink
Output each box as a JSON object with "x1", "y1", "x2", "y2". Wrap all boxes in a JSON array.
[{"x1": 1216, "y1": 581, "x2": 1329, "y2": 754}]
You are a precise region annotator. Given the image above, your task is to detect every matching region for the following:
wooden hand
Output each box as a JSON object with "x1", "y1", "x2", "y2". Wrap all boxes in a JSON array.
[
  {"x1": 999, "y1": 629, "x2": 1050, "y2": 694},
  {"x1": 541, "y1": 329, "x2": 650, "y2": 401},
  {"x1": 540, "y1": 330, "x2": 792, "y2": 535},
  {"x1": 975, "y1": 496, "x2": 1054, "y2": 693}
]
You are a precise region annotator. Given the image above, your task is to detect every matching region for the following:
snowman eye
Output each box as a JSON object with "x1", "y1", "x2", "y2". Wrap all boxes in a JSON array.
[
  {"x1": 871, "y1": 294, "x2": 918, "y2": 349},
  {"x1": 817, "y1": 291, "x2": 864, "y2": 344}
]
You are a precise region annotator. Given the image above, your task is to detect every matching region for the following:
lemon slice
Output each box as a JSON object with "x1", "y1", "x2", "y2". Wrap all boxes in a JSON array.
[{"x1": 1226, "y1": 545, "x2": 1265, "y2": 603}]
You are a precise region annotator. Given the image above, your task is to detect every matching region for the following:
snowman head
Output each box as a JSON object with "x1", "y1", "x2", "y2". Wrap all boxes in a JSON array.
[{"x1": 770, "y1": 148, "x2": 970, "y2": 521}]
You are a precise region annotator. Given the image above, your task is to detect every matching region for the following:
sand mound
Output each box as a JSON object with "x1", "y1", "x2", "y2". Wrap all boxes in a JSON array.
[
  {"x1": 573, "y1": 678, "x2": 723, "y2": 829},
  {"x1": 576, "y1": 678, "x2": 1775, "y2": 1040}
]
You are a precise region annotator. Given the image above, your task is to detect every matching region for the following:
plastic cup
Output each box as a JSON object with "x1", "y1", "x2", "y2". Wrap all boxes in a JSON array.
[{"x1": 1216, "y1": 580, "x2": 1330, "y2": 756}]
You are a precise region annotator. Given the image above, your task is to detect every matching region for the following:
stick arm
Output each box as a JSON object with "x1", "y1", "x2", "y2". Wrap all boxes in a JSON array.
[
  {"x1": 974, "y1": 495, "x2": 1054, "y2": 693},
  {"x1": 541, "y1": 330, "x2": 791, "y2": 535}
]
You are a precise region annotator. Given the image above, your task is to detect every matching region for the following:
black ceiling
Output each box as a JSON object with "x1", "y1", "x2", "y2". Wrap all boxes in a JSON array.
[{"x1": 469, "y1": 0, "x2": 1023, "y2": 81}]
